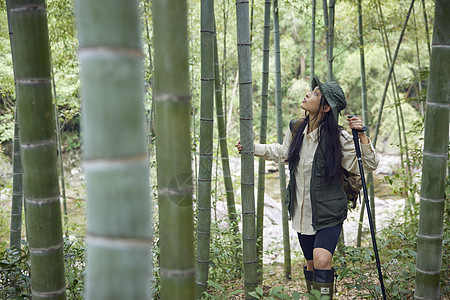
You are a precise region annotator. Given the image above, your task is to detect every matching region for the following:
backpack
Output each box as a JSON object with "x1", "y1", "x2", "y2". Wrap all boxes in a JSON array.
[{"x1": 289, "y1": 119, "x2": 362, "y2": 209}]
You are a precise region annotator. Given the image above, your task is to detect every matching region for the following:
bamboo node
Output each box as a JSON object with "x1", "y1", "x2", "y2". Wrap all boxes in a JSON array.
[
  {"x1": 25, "y1": 196, "x2": 60, "y2": 205},
  {"x1": 31, "y1": 287, "x2": 66, "y2": 298},
  {"x1": 30, "y1": 242, "x2": 63, "y2": 254},
  {"x1": 154, "y1": 93, "x2": 190, "y2": 103},
  {"x1": 10, "y1": 4, "x2": 46, "y2": 12},
  {"x1": 16, "y1": 78, "x2": 51, "y2": 85},
  {"x1": 196, "y1": 230, "x2": 211, "y2": 236},
  {"x1": 200, "y1": 118, "x2": 214, "y2": 122},
  {"x1": 160, "y1": 267, "x2": 195, "y2": 279}
]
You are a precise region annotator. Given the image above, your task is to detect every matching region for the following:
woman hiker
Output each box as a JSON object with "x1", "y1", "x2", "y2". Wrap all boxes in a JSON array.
[{"x1": 235, "y1": 76, "x2": 379, "y2": 299}]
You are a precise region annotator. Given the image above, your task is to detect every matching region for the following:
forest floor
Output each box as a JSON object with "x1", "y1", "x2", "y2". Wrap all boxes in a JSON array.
[{"x1": 206, "y1": 263, "x2": 367, "y2": 299}]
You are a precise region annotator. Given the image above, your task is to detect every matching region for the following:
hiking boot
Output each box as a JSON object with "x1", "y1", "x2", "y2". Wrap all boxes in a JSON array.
[
  {"x1": 303, "y1": 266, "x2": 313, "y2": 293},
  {"x1": 312, "y1": 268, "x2": 335, "y2": 300}
]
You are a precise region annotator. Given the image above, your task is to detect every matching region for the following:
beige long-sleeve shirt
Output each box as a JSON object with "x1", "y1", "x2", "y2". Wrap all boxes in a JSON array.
[{"x1": 254, "y1": 125, "x2": 380, "y2": 234}]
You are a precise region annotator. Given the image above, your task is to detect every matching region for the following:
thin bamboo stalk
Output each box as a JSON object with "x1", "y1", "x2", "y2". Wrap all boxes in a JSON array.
[
  {"x1": 152, "y1": 0, "x2": 195, "y2": 298},
  {"x1": 9, "y1": 0, "x2": 66, "y2": 297},
  {"x1": 6, "y1": 0, "x2": 23, "y2": 251},
  {"x1": 76, "y1": 0, "x2": 152, "y2": 298},
  {"x1": 415, "y1": 1, "x2": 449, "y2": 297},
  {"x1": 327, "y1": 0, "x2": 335, "y2": 81},
  {"x1": 310, "y1": 0, "x2": 316, "y2": 79},
  {"x1": 421, "y1": 0, "x2": 431, "y2": 58},
  {"x1": 51, "y1": 64, "x2": 68, "y2": 237},
  {"x1": 256, "y1": 0, "x2": 271, "y2": 284},
  {"x1": 213, "y1": 26, "x2": 239, "y2": 235},
  {"x1": 273, "y1": 0, "x2": 291, "y2": 280},
  {"x1": 356, "y1": 0, "x2": 375, "y2": 243},
  {"x1": 322, "y1": 0, "x2": 329, "y2": 79},
  {"x1": 222, "y1": 1, "x2": 228, "y2": 125},
  {"x1": 412, "y1": 5, "x2": 424, "y2": 116},
  {"x1": 376, "y1": 0, "x2": 414, "y2": 214},
  {"x1": 10, "y1": 108, "x2": 23, "y2": 249},
  {"x1": 196, "y1": 0, "x2": 215, "y2": 296},
  {"x1": 236, "y1": 0, "x2": 258, "y2": 297},
  {"x1": 373, "y1": 0, "x2": 415, "y2": 147}
]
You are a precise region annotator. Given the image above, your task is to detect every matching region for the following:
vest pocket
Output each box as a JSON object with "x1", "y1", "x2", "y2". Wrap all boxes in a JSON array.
[{"x1": 314, "y1": 186, "x2": 347, "y2": 224}]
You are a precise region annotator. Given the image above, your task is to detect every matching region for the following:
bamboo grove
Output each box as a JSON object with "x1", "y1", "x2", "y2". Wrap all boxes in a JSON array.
[{"x1": 1, "y1": 0, "x2": 448, "y2": 299}]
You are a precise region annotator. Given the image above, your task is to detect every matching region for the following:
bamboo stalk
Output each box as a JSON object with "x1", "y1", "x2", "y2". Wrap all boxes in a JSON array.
[
  {"x1": 356, "y1": 0, "x2": 375, "y2": 244},
  {"x1": 76, "y1": 0, "x2": 152, "y2": 298},
  {"x1": 10, "y1": 107, "x2": 23, "y2": 249},
  {"x1": 152, "y1": 0, "x2": 195, "y2": 298},
  {"x1": 376, "y1": 0, "x2": 414, "y2": 215},
  {"x1": 213, "y1": 25, "x2": 239, "y2": 236},
  {"x1": 236, "y1": 0, "x2": 258, "y2": 297},
  {"x1": 256, "y1": 0, "x2": 271, "y2": 284},
  {"x1": 6, "y1": 0, "x2": 23, "y2": 251},
  {"x1": 196, "y1": 0, "x2": 215, "y2": 296},
  {"x1": 310, "y1": 0, "x2": 316, "y2": 80},
  {"x1": 51, "y1": 63, "x2": 68, "y2": 238},
  {"x1": 412, "y1": 5, "x2": 424, "y2": 115},
  {"x1": 9, "y1": 0, "x2": 66, "y2": 297},
  {"x1": 273, "y1": 0, "x2": 291, "y2": 280},
  {"x1": 373, "y1": 0, "x2": 415, "y2": 147},
  {"x1": 415, "y1": 1, "x2": 449, "y2": 297},
  {"x1": 322, "y1": 0, "x2": 329, "y2": 79},
  {"x1": 327, "y1": 0, "x2": 335, "y2": 81},
  {"x1": 421, "y1": 0, "x2": 431, "y2": 58}
]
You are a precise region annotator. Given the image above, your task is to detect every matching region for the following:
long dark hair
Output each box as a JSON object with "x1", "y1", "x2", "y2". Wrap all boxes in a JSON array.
[{"x1": 286, "y1": 96, "x2": 343, "y2": 181}]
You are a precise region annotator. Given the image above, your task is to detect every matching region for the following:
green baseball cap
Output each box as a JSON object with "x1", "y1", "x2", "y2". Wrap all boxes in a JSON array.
[{"x1": 311, "y1": 76, "x2": 347, "y2": 122}]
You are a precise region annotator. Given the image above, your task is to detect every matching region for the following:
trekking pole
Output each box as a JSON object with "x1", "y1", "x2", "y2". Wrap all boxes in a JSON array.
[{"x1": 349, "y1": 116, "x2": 387, "y2": 300}]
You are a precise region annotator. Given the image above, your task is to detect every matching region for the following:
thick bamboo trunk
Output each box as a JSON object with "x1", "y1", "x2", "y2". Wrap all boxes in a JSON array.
[
  {"x1": 273, "y1": 0, "x2": 291, "y2": 280},
  {"x1": 256, "y1": 0, "x2": 271, "y2": 284},
  {"x1": 9, "y1": 0, "x2": 66, "y2": 298},
  {"x1": 196, "y1": 0, "x2": 215, "y2": 296},
  {"x1": 415, "y1": 1, "x2": 449, "y2": 298},
  {"x1": 76, "y1": 0, "x2": 152, "y2": 298},
  {"x1": 152, "y1": 0, "x2": 196, "y2": 299},
  {"x1": 236, "y1": 0, "x2": 258, "y2": 297}
]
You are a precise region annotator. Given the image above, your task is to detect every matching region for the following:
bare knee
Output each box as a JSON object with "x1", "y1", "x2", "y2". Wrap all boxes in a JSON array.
[
  {"x1": 306, "y1": 260, "x2": 314, "y2": 271},
  {"x1": 313, "y1": 248, "x2": 332, "y2": 269}
]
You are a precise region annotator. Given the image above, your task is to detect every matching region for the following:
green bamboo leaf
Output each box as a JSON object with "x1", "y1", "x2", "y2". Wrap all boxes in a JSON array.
[
  {"x1": 207, "y1": 280, "x2": 225, "y2": 292},
  {"x1": 228, "y1": 289, "x2": 245, "y2": 296},
  {"x1": 292, "y1": 291, "x2": 301, "y2": 300}
]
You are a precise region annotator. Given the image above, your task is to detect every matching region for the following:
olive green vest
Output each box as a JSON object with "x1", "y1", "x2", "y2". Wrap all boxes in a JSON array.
[
  {"x1": 286, "y1": 121, "x2": 347, "y2": 231},
  {"x1": 309, "y1": 142, "x2": 348, "y2": 231}
]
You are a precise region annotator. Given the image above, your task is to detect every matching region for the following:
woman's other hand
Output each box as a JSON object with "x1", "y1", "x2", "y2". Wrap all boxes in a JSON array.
[
  {"x1": 346, "y1": 115, "x2": 364, "y2": 131},
  {"x1": 346, "y1": 115, "x2": 369, "y2": 144},
  {"x1": 235, "y1": 140, "x2": 243, "y2": 154}
]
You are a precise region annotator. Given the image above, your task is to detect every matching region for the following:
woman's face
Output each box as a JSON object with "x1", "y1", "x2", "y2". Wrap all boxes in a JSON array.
[{"x1": 301, "y1": 86, "x2": 326, "y2": 115}]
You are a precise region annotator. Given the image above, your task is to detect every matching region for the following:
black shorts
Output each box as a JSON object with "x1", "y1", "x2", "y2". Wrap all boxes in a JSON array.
[{"x1": 297, "y1": 223, "x2": 342, "y2": 261}]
